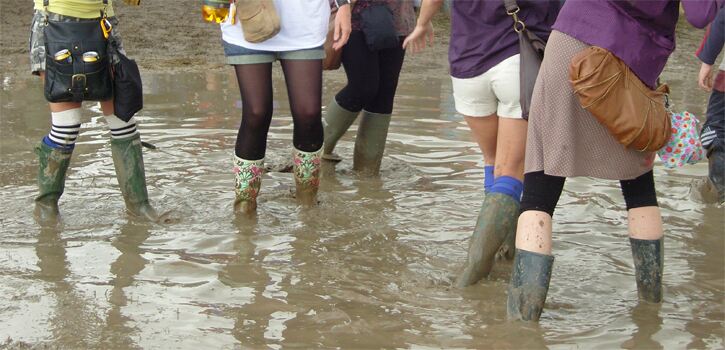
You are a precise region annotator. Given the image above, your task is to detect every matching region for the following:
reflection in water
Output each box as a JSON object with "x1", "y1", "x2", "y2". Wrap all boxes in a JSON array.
[
  {"x1": 35, "y1": 228, "x2": 101, "y2": 348},
  {"x1": 622, "y1": 303, "x2": 663, "y2": 350},
  {"x1": 99, "y1": 222, "x2": 152, "y2": 348}
]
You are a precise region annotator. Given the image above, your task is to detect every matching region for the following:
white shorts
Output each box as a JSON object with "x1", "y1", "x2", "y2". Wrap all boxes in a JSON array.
[{"x1": 451, "y1": 54, "x2": 522, "y2": 119}]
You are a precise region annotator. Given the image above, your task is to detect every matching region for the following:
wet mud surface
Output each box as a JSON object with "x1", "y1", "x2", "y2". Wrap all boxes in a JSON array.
[{"x1": 1, "y1": 1, "x2": 724, "y2": 348}]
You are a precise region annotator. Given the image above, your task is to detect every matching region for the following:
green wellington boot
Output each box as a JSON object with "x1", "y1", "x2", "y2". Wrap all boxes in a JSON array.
[
  {"x1": 233, "y1": 155, "x2": 264, "y2": 215},
  {"x1": 110, "y1": 134, "x2": 160, "y2": 221},
  {"x1": 322, "y1": 98, "x2": 359, "y2": 162},
  {"x1": 352, "y1": 110, "x2": 391, "y2": 176},
  {"x1": 507, "y1": 249, "x2": 554, "y2": 321},
  {"x1": 34, "y1": 142, "x2": 73, "y2": 225},
  {"x1": 457, "y1": 192, "x2": 520, "y2": 287},
  {"x1": 630, "y1": 237, "x2": 664, "y2": 303},
  {"x1": 294, "y1": 147, "x2": 322, "y2": 206}
]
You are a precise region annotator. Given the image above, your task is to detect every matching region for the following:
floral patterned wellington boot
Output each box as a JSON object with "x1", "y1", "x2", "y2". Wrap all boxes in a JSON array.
[
  {"x1": 293, "y1": 147, "x2": 322, "y2": 206},
  {"x1": 233, "y1": 155, "x2": 264, "y2": 215}
]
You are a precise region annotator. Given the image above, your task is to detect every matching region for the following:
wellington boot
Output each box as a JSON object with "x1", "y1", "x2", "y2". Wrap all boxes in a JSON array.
[
  {"x1": 233, "y1": 155, "x2": 264, "y2": 216},
  {"x1": 630, "y1": 237, "x2": 664, "y2": 303},
  {"x1": 323, "y1": 98, "x2": 359, "y2": 162},
  {"x1": 34, "y1": 142, "x2": 73, "y2": 226},
  {"x1": 457, "y1": 193, "x2": 520, "y2": 287},
  {"x1": 294, "y1": 147, "x2": 322, "y2": 206},
  {"x1": 352, "y1": 110, "x2": 391, "y2": 176},
  {"x1": 110, "y1": 134, "x2": 160, "y2": 222},
  {"x1": 507, "y1": 249, "x2": 554, "y2": 321},
  {"x1": 707, "y1": 146, "x2": 725, "y2": 204}
]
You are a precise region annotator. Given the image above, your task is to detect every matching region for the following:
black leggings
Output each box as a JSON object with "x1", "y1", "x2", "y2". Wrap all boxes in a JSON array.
[
  {"x1": 520, "y1": 170, "x2": 659, "y2": 216},
  {"x1": 233, "y1": 60, "x2": 323, "y2": 160},
  {"x1": 335, "y1": 31, "x2": 406, "y2": 114}
]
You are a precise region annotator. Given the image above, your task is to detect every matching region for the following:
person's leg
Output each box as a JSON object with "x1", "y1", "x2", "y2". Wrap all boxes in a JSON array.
[
  {"x1": 34, "y1": 71, "x2": 82, "y2": 225},
  {"x1": 324, "y1": 32, "x2": 378, "y2": 160},
  {"x1": 280, "y1": 59, "x2": 324, "y2": 206},
  {"x1": 232, "y1": 63, "x2": 274, "y2": 214},
  {"x1": 451, "y1": 72, "x2": 498, "y2": 190},
  {"x1": 507, "y1": 171, "x2": 565, "y2": 322},
  {"x1": 621, "y1": 170, "x2": 664, "y2": 303},
  {"x1": 458, "y1": 57, "x2": 527, "y2": 286},
  {"x1": 100, "y1": 100, "x2": 161, "y2": 221},
  {"x1": 352, "y1": 41, "x2": 405, "y2": 175},
  {"x1": 466, "y1": 116, "x2": 498, "y2": 191},
  {"x1": 701, "y1": 87, "x2": 725, "y2": 203}
]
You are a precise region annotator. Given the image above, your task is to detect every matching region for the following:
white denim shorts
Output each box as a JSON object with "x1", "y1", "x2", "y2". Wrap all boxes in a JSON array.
[{"x1": 451, "y1": 54, "x2": 522, "y2": 119}]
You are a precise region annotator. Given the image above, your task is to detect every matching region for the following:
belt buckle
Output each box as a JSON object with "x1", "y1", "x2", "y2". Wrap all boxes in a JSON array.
[{"x1": 71, "y1": 74, "x2": 87, "y2": 89}]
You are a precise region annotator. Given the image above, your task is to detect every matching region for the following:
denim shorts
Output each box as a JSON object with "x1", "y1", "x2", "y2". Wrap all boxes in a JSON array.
[{"x1": 222, "y1": 40, "x2": 325, "y2": 65}]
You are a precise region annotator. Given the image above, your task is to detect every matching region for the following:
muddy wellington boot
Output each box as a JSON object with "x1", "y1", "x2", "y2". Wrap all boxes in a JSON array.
[
  {"x1": 34, "y1": 142, "x2": 73, "y2": 225},
  {"x1": 110, "y1": 134, "x2": 160, "y2": 221},
  {"x1": 630, "y1": 237, "x2": 664, "y2": 303},
  {"x1": 322, "y1": 98, "x2": 359, "y2": 162},
  {"x1": 233, "y1": 155, "x2": 264, "y2": 215},
  {"x1": 352, "y1": 110, "x2": 391, "y2": 176},
  {"x1": 707, "y1": 146, "x2": 725, "y2": 204},
  {"x1": 294, "y1": 147, "x2": 322, "y2": 206},
  {"x1": 457, "y1": 192, "x2": 520, "y2": 287},
  {"x1": 507, "y1": 249, "x2": 554, "y2": 321}
]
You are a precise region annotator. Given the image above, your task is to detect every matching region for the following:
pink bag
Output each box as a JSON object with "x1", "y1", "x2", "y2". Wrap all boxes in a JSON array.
[{"x1": 657, "y1": 111, "x2": 705, "y2": 168}]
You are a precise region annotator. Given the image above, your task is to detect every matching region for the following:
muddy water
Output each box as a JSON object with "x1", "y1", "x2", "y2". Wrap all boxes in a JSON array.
[{"x1": 1, "y1": 28, "x2": 724, "y2": 350}]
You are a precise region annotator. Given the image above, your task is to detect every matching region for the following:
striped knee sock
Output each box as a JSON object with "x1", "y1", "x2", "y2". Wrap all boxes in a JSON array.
[
  {"x1": 104, "y1": 114, "x2": 138, "y2": 139},
  {"x1": 44, "y1": 108, "x2": 82, "y2": 150}
]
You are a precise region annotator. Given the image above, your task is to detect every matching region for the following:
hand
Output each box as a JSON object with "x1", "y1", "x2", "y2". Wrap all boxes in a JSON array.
[
  {"x1": 332, "y1": 5, "x2": 352, "y2": 51},
  {"x1": 698, "y1": 62, "x2": 713, "y2": 91},
  {"x1": 402, "y1": 22, "x2": 434, "y2": 53}
]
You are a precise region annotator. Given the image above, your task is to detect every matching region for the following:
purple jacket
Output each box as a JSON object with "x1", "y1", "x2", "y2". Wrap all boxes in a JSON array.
[{"x1": 553, "y1": 0, "x2": 722, "y2": 88}]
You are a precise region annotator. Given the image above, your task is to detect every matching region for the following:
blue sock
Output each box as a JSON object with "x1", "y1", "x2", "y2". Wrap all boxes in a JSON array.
[
  {"x1": 484, "y1": 165, "x2": 495, "y2": 193},
  {"x1": 43, "y1": 135, "x2": 74, "y2": 150},
  {"x1": 490, "y1": 175, "x2": 523, "y2": 202}
]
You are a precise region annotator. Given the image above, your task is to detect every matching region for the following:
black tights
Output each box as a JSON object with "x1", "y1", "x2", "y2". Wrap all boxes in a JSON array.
[
  {"x1": 520, "y1": 170, "x2": 659, "y2": 216},
  {"x1": 335, "y1": 31, "x2": 406, "y2": 114},
  {"x1": 233, "y1": 60, "x2": 323, "y2": 160}
]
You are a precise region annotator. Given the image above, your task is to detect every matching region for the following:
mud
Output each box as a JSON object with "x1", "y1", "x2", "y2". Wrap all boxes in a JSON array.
[{"x1": 1, "y1": 1, "x2": 724, "y2": 349}]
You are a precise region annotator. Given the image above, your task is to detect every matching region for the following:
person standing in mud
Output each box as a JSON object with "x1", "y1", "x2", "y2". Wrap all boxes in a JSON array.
[
  {"x1": 322, "y1": 0, "x2": 416, "y2": 176},
  {"x1": 30, "y1": 0, "x2": 161, "y2": 224},
  {"x1": 221, "y1": 0, "x2": 351, "y2": 215},
  {"x1": 696, "y1": 7, "x2": 725, "y2": 204},
  {"x1": 507, "y1": 0, "x2": 721, "y2": 322},
  {"x1": 402, "y1": 0, "x2": 561, "y2": 287}
]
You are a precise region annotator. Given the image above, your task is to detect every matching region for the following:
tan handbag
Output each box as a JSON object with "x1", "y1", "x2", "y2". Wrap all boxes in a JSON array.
[
  {"x1": 569, "y1": 46, "x2": 672, "y2": 152},
  {"x1": 323, "y1": 13, "x2": 342, "y2": 70},
  {"x1": 236, "y1": 0, "x2": 281, "y2": 43}
]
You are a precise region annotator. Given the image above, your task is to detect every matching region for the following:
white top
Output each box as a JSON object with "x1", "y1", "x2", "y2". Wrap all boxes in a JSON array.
[{"x1": 221, "y1": 0, "x2": 330, "y2": 52}]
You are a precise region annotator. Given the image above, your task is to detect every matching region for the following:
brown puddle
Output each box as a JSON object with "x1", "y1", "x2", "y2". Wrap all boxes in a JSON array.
[{"x1": 1, "y1": 18, "x2": 724, "y2": 350}]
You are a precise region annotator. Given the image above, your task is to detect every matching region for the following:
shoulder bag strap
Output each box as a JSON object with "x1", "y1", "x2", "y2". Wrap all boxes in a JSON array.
[{"x1": 503, "y1": 0, "x2": 526, "y2": 33}]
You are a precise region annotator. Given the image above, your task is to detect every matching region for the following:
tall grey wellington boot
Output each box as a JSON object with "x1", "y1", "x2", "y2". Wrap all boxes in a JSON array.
[
  {"x1": 457, "y1": 193, "x2": 520, "y2": 287},
  {"x1": 507, "y1": 249, "x2": 554, "y2": 322},
  {"x1": 630, "y1": 237, "x2": 664, "y2": 303},
  {"x1": 322, "y1": 98, "x2": 359, "y2": 162},
  {"x1": 352, "y1": 110, "x2": 391, "y2": 176},
  {"x1": 34, "y1": 142, "x2": 73, "y2": 226}
]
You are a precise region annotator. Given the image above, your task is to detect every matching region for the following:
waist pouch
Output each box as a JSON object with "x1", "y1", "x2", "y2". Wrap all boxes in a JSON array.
[
  {"x1": 43, "y1": 16, "x2": 113, "y2": 103},
  {"x1": 360, "y1": 4, "x2": 398, "y2": 51},
  {"x1": 569, "y1": 47, "x2": 671, "y2": 152}
]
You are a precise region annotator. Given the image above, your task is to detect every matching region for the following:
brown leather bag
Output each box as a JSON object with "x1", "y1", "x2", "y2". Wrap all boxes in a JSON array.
[
  {"x1": 569, "y1": 47, "x2": 672, "y2": 152},
  {"x1": 323, "y1": 12, "x2": 342, "y2": 71},
  {"x1": 236, "y1": 0, "x2": 281, "y2": 43}
]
